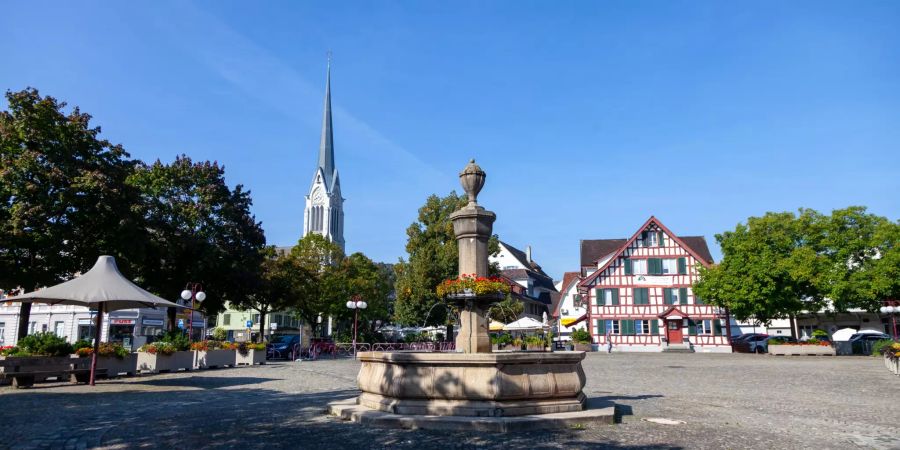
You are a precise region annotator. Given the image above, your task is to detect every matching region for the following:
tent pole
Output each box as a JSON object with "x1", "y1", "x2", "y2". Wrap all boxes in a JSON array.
[{"x1": 90, "y1": 303, "x2": 104, "y2": 386}]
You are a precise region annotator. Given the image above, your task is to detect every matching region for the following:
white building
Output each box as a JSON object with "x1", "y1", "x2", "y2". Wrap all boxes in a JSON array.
[
  {"x1": 553, "y1": 272, "x2": 588, "y2": 342},
  {"x1": 0, "y1": 298, "x2": 203, "y2": 350},
  {"x1": 489, "y1": 241, "x2": 556, "y2": 320}
]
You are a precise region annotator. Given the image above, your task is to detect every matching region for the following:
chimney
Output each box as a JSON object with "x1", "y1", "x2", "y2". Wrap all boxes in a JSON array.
[{"x1": 526, "y1": 245, "x2": 532, "y2": 263}]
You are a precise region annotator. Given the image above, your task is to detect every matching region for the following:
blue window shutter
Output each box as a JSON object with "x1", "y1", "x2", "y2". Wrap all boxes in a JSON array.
[
  {"x1": 651, "y1": 320, "x2": 659, "y2": 334},
  {"x1": 688, "y1": 319, "x2": 697, "y2": 336},
  {"x1": 594, "y1": 288, "x2": 601, "y2": 306},
  {"x1": 657, "y1": 231, "x2": 664, "y2": 247},
  {"x1": 611, "y1": 289, "x2": 619, "y2": 305},
  {"x1": 678, "y1": 257, "x2": 687, "y2": 274},
  {"x1": 679, "y1": 288, "x2": 688, "y2": 305},
  {"x1": 624, "y1": 259, "x2": 633, "y2": 275},
  {"x1": 598, "y1": 319, "x2": 606, "y2": 335},
  {"x1": 664, "y1": 288, "x2": 673, "y2": 305}
]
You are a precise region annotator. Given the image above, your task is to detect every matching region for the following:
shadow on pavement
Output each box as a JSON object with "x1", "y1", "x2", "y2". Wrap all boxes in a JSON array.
[{"x1": 0, "y1": 378, "x2": 680, "y2": 449}]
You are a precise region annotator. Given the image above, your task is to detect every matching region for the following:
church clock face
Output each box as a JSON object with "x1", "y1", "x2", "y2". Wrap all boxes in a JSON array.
[{"x1": 312, "y1": 189, "x2": 325, "y2": 204}]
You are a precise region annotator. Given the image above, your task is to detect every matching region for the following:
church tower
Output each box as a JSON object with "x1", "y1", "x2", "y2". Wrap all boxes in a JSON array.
[{"x1": 303, "y1": 61, "x2": 345, "y2": 251}]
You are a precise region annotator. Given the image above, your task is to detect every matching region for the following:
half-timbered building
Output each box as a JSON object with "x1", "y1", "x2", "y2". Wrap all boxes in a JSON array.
[{"x1": 577, "y1": 217, "x2": 732, "y2": 353}]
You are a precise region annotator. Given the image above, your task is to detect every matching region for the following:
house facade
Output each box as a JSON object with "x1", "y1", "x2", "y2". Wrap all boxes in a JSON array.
[
  {"x1": 577, "y1": 217, "x2": 732, "y2": 353},
  {"x1": 490, "y1": 241, "x2": 556, "y2": 321},
  {"x1": 553, "y1": 272, "x2": 588, "y2": 342}
]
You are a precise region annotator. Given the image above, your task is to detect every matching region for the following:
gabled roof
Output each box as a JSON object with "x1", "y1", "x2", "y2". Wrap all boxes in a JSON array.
[
  {"x1": 578, "y1": 216, "x2": 715, "y2": 289},
  {"x1": 553, "y1": 272, "x2": 582, "y2": 317},
  {"x1": 498, "y1": 241, "x2": 551, "y2": 278},
  {"x1": 679, "y1": 236, "x2": 714, "y2": 264},
  {"x1": 580, "y1": 239, "x2": 627, "y2": 267},
  {"x1": 501, "y1": 268, "x2": 556, "y2": 292}
]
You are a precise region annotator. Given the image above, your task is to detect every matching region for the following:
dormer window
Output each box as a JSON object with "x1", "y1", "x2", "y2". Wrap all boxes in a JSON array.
[{"x1": 641, "y1": 231, "x2": 663, "y2": 247}]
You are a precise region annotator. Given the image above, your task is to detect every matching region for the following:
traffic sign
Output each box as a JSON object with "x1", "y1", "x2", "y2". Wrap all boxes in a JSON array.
[{"x1": 246, "y1": 320, "x2": 253, "y2": 328}]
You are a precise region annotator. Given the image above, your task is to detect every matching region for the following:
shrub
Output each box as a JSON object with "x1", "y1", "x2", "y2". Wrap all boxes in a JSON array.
[
  {"x1": 811, "y1": 329, "x2": 829, "y2": 339},
  {"x1": 571, "y1": 329, "x2": 592, "y2": 344},
  {"x1": 72, "y1": 339, "x2": 93, "y2": 353},
  {"x1": 871, "y1": 339, "x2": 897, "y2": 357},
  {"x1": 525, "y1": 336, "x2": 544, "y2": 347},
  {"x1": 74, "y1": 342, "x2": 129, "y2": 359},
  {"x1": 806, "y1": 338, "x2": 820, "y2": 345},
  {"x1": 190, "y1": 340, "x2": 210, "y2": 351},
  {"x1": 0, "y1": 345, "x2": 22, "y2": 356},
  {"x1": 211, "y1": 327, "x2": 227, "y2": 341},
  {"x1": 138, "y1": 342, "x2": 176, "y2": 356},
  {"x1": 16, "y1": 332, "x2": 73, "y2": 357}
]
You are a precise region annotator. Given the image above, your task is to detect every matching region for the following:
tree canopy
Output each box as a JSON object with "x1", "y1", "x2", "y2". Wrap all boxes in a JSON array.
[
  {"x1": 694, "y1": 207, "x2": 899, "y2": 324},
  {"x1": 392, "y1": 192, "x2": 499, "y2": 326}
]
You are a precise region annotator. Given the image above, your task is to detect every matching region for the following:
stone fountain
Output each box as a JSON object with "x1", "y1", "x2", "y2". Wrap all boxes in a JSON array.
[{"x1": 329, "y1": 160, "x2": 613, "y2": 430}]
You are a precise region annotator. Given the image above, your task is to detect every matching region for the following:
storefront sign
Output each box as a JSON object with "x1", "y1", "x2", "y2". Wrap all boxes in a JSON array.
[
  {"x1": 192, "y1": 320, "x2": 205, "y2": 328},
  {"x1": 141, "y1": 319, "x2": 164, "y2": 326},
  {"x1": 634, "y1": 275, "x2": 674, "y2": 286},
  {"x1": 110, "y1": 319, "x2": 136, "y2": 325}
]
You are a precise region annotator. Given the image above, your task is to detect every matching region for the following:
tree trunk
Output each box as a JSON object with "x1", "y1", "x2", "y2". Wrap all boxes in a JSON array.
[
  {"x1": 167, "y1": 307, "x2": 177, "y2": 332},
  {"x1": 258, "y1": 309, "x2": 267, "y2": 342},
  {"x1": 16, "y1": 302, "x2": 32, "y2": 340}
]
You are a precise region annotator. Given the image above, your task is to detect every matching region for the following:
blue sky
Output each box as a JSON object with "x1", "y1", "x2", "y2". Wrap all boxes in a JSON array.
[{"x1": 3, "y1": 1, "x2": 899, "y2": 279}]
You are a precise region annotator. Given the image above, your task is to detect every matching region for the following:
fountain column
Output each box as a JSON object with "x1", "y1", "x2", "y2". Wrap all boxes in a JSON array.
[{"x1": 450, "y1": 160, "x2": 496, "y2": 353}]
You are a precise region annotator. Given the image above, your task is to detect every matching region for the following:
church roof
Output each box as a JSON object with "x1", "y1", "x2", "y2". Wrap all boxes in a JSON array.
[{"x1": 317, "y1": 61, "x2": 337, "y2": 191}]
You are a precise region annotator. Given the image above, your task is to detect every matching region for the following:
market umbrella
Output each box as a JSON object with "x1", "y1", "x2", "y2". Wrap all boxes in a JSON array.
[
  {"x1": 489, "y1": 321, "x2": 506, "y2": 332},
  {"x1": 503, "y1": 316, "x2": 549, "y2": 331},
  {"x1": 5, "y1": 255, "x2": 181, "y2": 385}
]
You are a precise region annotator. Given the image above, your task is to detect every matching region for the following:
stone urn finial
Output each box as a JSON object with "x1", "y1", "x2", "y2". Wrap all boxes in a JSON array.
[{"x1": 459, "y1": 159, "x2": 486, "y2": 206}]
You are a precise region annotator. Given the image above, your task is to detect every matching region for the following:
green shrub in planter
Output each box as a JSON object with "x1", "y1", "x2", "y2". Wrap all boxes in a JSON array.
[
  {"x1": 15, "y1": 332, "x2": 73, "y2": 357},
  {"x1": 812, "y1": 329, "x2": 829, "y2": 339},
  {"x1": 570, "y1": 329, "x2": 592, "y2": 344},
  {"x1": 871, "y1": 339, "x2": 897, "y2": 357}
]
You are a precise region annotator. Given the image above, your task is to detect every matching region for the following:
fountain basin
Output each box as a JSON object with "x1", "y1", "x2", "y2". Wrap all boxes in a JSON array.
[{"x1": 356, "y1": 351, "x2": 587, "y2": 417}]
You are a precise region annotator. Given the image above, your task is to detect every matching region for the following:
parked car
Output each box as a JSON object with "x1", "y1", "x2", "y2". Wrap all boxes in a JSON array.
[
  {"x1": 732, "y1": 334, "x2": 769, "y2": 353},
  {"x1": 747, "y1": 335, "x2": 797, "y2": 354},
  {"x1": 849, "y1": 333, "x2": 891, "y2": 355},
  {"x1": 266, "y1": 334, "x2": 302, "y2": 360},
  {"x1": 732, "y1": 333, "x2": 766, "y2": 343}
]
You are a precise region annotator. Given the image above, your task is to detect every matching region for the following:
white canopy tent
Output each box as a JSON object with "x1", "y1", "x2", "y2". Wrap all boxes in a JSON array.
[
  {"x1": 503, "y1": 317, "x2": 549, "y2": 331},
  {"x1": 6, "y1": 255, "x2": 181, "y2": 385}
]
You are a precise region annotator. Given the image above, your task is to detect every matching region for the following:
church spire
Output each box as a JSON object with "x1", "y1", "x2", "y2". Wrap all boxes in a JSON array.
[{"x1": 318, "y1": 57, "x2": 335, "y2": 188}]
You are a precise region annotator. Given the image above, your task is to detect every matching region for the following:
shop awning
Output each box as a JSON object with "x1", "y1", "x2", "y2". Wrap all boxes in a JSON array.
[{"x1": 561, "y1": 314, "x2": 588, "y2": 327}]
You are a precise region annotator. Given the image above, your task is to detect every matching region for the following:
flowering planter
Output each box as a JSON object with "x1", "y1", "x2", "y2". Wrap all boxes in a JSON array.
[
  {"x1": 137, "y1": 351, "x2": 194, "y2": 374},
  {"x1": 768, "y1": 344, "x2": 836, "y2": 356},
  {"x1": 0, "y1": 356, "x2": 90, "y2": 387},
  {"x1": 235, "y1": 349, "x2": 266, "y2": 366},
  {"x1": 195, "y1": 349, "x2": 236, "y2": 369}
]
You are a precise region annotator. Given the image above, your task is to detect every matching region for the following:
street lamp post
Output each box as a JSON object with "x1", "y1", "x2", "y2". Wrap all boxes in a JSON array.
[
  {"x1": 345, "y1": 296, "x2": 367, "y2": 355},
  {"x1": 880, "y1": 300, "x2": 900, "y2": 341},
  {"x1": 180, "y1": 284, "x2": 206, "y2": 342}
]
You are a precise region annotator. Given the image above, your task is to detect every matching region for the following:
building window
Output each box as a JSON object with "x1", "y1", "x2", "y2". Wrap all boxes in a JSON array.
[
  {"x1": 0, "y1": 322, "x2": 5, "y2": 344},
  {"x1": 633, "y1": 288, "x2": 650, "y2": 305},
  {"x1": 28, "y1": 321, "x2": 37, "y2": 335},
  {"x1": 223, "y1": 314, "x2": 231, "y2": 326},
  {"x1": 696, "y1": 320, "x2": 713, "y2": 335},
  {"x1": 54, "y1": 321, "x2": 66, "y2": 337},
  {"x1": 598, "y1": 288, "x2": 618, "y2": 306},
  {"x1": 662, "y1": 259, "x2": 678, "y2": 274},
  {"x1": 632, "y1": 259, "x2": 647, "y2": 275},
  {"x1": 608, "y1": 320, "x2": 620, "y2": 335},
  {"x1": 642, "y1": 231, "x2": 661, "y2": 247},
  {"x1": 635, "y1": 320, "x2": 651, "y2": 334},
  {"x1": 252, "y1": 314, "x2": 260, "y2": 324}
]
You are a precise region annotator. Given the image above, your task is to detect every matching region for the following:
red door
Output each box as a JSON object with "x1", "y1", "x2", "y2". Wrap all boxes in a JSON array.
[{"x1": 666, "y1": 319, "x2": 683, "y2": 343}]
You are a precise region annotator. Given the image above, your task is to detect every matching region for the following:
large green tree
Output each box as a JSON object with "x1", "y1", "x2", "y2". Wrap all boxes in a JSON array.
[
  {"x1": 0, "y1": 88, "x2": 142, "y2": 338},
  {"x1": 694, "y1": 207, "x2": 899, "y2": 324},
  {"x1": 285, "y1": 233, "x2": 345, "y2": 336},
  {"x1": 128, "y1": 156, "x2": 267, "y2": 322},
  {"x1": 392, "y1": 192, "x2": 499, "y2": 327},
  {"x1": 228, "y1": 247, "x2": 305, "y2": 341}
]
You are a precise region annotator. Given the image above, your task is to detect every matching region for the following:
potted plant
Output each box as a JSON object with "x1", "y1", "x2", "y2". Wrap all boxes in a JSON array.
[
  {"x1": 137, "y1": 332, "x2": 193, "y2": 374},
  {"x1": 74, "y1": 342, "x2": 136, "y2": 377},
  {"x1": 525, "y1": 335, "x2": 544, "y2": 351},
  {"x1": 768, "y1": 338, "x2": 837, "y2": 356},
  {"x1": 0, "y1": 333, "x2": 85, "y2": 387},
  {"x1": 235, "y1": 342, "x2": 267, "y2": 365},
  {"x1": 193, "y1": 340, "x2": 236, "y2": 369},
  {"x1": 570, "y1": 328, "x2": 593, "y2": 352},
  {"x1": 874, "y1": 340, "x2": 900, "y2": 376}
]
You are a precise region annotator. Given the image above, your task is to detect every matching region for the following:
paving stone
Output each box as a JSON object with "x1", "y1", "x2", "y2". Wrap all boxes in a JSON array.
[{"x1": 0, "y1": 353, "x2": 897, "y2": 449}]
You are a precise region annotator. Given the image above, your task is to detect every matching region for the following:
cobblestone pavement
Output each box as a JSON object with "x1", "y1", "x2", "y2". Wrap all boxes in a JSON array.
[{"x1": 1, "y1": 353, "x2": 897, "y2": 449}]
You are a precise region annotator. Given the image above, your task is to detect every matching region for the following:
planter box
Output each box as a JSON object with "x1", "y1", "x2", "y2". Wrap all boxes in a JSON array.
[
  {"x1": 573, "y1": 343, "x2": 593, "y2": 352},
  {"x1": 137, "y1": 351, "x2": 194, "y2": 374},
  {"x1": 886, "y1": 355, "x2": 899, "y2": 376},
  {"x1": 195, "y1": 349, "x2": 236, "y2": 369},
  {"x1": 0, "y1": 356, "x2": 89, "y2": 387},
  {"x1": 76, "y1": 354, "x2": 138, "y2": 377},
  {"x1": 235, "y1": 349, "x2": 266, "y2": 365},
  {"x1": 768, "y1": 345, "x2": 836, "y2": 356}
]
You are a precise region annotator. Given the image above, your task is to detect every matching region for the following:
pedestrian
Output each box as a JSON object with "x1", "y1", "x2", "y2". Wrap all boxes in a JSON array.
[{"x1": 606, "y1": 332, "x2": 613, "y2": 353}]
